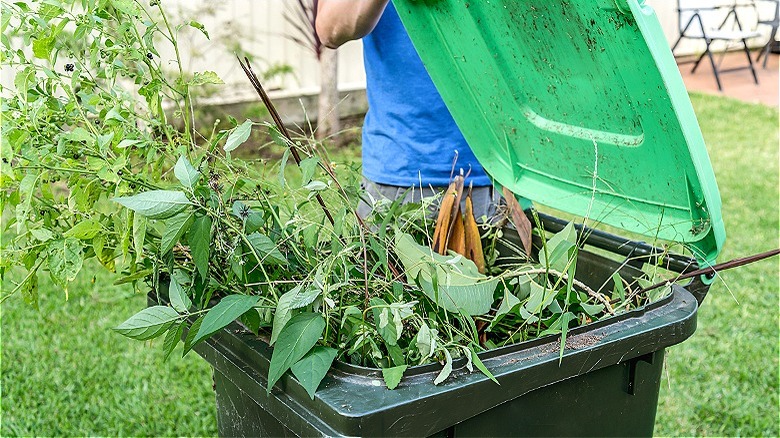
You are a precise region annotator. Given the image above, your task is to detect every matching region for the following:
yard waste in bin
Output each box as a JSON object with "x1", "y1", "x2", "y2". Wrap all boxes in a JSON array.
[{"x1": 172, "y1": 0, "x2": 727, "y2": 436}]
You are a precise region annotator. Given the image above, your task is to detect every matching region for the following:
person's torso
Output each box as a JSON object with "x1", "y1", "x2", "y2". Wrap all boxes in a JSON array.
[{"x1": 361, "y1": 2, "x2": 490, "y2": 187}]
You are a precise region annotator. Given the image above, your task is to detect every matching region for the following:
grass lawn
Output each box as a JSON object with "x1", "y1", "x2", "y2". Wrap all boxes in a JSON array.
[{"x1": 2, "y1": 93, "x2": 778, "y2": 436}]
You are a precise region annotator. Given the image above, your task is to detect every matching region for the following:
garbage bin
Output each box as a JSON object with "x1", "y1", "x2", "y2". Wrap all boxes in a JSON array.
[
  {"x1": 152, "y1": 0, "x2": 728, "y2": 436},
  {"x1": 152, "y1": 215, "x2": 709, "y2": 437}
]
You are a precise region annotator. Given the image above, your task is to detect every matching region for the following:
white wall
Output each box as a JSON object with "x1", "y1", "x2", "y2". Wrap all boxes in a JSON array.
[{"x1": 164, "y1": 0, "x2": 366, "y2": 104}]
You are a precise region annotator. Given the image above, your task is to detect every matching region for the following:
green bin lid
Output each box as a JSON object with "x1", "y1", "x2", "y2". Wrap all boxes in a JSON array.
[{"x1": 392, "y1": 0, "x2": 725, "y2": 266}]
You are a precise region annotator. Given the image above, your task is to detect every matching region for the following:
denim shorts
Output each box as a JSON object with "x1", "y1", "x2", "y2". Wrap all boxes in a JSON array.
[{"x1": 357, "y1": 177, "x2": 502, "y2": 222}]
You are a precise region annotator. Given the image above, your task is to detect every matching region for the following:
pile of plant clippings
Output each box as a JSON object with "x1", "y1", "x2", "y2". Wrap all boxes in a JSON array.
[{"x1": 0, "y1": 0, "x2": 670, "y2": 397}]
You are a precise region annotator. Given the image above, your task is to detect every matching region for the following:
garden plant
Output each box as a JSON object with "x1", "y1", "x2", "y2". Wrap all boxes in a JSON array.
[{"x1": 1, "y1": 0, "x2": 737, "y2": 403}]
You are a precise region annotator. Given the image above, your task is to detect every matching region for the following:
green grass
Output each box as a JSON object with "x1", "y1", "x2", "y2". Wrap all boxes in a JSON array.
[
  {"x1": 2, "y1": 93, "x2": 777, "y2": 436},
  {"x1": 1, "y1": 269, "x2": 218, "y2": 436},
  {"x1": 654, "y1": 94, "x2": 779, "y2": 436}
]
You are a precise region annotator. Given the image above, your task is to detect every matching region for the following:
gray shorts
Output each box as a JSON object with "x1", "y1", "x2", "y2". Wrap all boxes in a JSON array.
[{"x1": 357, "y1": 177, "x2": 502, "y2": 222}]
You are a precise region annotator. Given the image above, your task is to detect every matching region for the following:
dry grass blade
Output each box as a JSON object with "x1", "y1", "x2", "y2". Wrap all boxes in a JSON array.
[
  {"x1": 502, "y1": 186, "x2": 532, "y2": 255},
  {"x1": 447, "y1": 206, "x2": 466, "y2": 256},
  {"x1": 464, "y1": 194, "x2": 486, "y2": 274},
  {"x1": 432, "y1": 179, "x2": 458, "y2": 254},
  {"x1": 446, "y1": 175, "x2": 466, "y2": 243}
]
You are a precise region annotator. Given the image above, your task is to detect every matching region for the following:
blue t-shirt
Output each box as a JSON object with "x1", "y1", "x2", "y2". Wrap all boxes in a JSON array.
[{"x1": 361, "y1": 2, "x2": 490, "y2": 187}]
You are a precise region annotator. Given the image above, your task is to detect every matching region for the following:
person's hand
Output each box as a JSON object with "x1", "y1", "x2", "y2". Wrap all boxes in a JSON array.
[{"x1": 316, "y1": 0, "x2": 390, "y2": 49}]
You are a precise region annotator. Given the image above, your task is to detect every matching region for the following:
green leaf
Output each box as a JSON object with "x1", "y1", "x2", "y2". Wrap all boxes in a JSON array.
[
  {"x1": 109, "y1": 0, "x2": 141, "y2": 16},
  {"x1": 270, "y1": 284, "x2": 321, "y2": 345},
  {"x1": 169, "y1": 275, "x2": 192, "y2": 313},
  {"x1": 382, "y1": 365, "x2": 408, "y2": 390},
  {"x1": 188, "y1": 215, "x2": 212, "y2": 279},
  {"x1": 38, "y1": 3, "x2": 64, "y2": 22},
  {"x1": 492, "y1": 288, "x2": 521, "y2": 327},
  {"x1": 30, "y1": 228, "x2": 54, "y2": 242},
  {"x1": 163, "y1": 321, "x2": 184, "y2": 362},
  {"x1": 433, "y1": 349, "x2": 453, "y2": 385},
  {"x1": 290, "y1": 346, "x2": 337, "y2": 399},
  {"x1": 174, "y1": 155, "x2": 200, "y2": 188},
  {"x1": 17, "y1": 173, "x2": 37, "y2": 233},
  {"x1": 246, "y1": 232, "x2": 287, "y2": 265},
  {"x1": 21, "y1": 271, "x2": 39, "y2": 310},
  {"x1": 558, "y1": 312, "x2": 576, "y2": 362},
  {"x1": 117, "y1": 139, "x2": 143, "y2": 149},
  {"x1": 299, "y1": 156, "x2": 319, "y2": 184},
  {"x1": 415, "y1": 323, "x2": 437, "y2": 359},
  {"x1": 63, "y1": 219, "x2": 103, "y2": 240},
  {"x1": 267, "y1": 312, "x2": 325, "y2": 392},
  {"x1": 192, "y1": 294, "x2": 260, "y2": 346},
  {"x1": 580, "y1": 302, "x2": 605, "y2": 316},
  {"x1": 245, "y1": 213, "x2": 264, "y2": 234},
  {"x1": 114, "y1": 268, "x2": 153, "y2": 285},
  {"x1": 182, "y1": 316, "x2": 205, "y2": 356},
  {"x1": 186, "y1": 20, "x2": 210, "y2": 39},
  {"x1": 278, "y1": 148, "x2": 290, "y2": 187},
  {"x1": 540, "y1": 222, "x2": 577, "y2": 272},
  {"x1": 372, "y1": 304, "x2": 397, "y2": 346},
  {"x1": 302, "y1": 180, "x2": 327, "y2": 191},
  {"x1": 132, "y1": 213, "x2": 147, "y2": 264},
  {"x1": 289, "y1": 285, "x2": 321, "y2": 309},
  {"x1": 32, "y1": 36, "x2": 54, "y2": 60},
  {"x1": 224, "y1": 119, "x2": 252, "y2": 152},
  {"x1": 395, "y1": 233, "x2": 496, "y2": 315},
  {"x1": 105, "y1": 106, "x2": 127, "y2": 123},
  {"x1": 190, "y1": 71, "x2": 223, "y2": 86},
  {"x1": 524, "y1": 280, "x2": 557, "y2": 315},
  {"x1": 240, "y1": 309, "x2": 262, "y2": 335},
  {"x1": 395, "y1": 233, "x2": 499, "y2": 315},
  {"x1": 470, "y1": 347, "x2": 499, "y2": 385},
  {"x1": 611, "y1": 272, "x2": 626, "y2": 302},
  {"x1": 113, "y1": 190, "x2": 191, "y2": 219},
  {"x1": 113, "y1": 306, "x2": 181, "y2": 340},
  {"x1": 47, "y1": 238, "x2": 83, "y2": 287},
  {"x1": 160, "y1": 211, "x2": 194, "y2": 255}
]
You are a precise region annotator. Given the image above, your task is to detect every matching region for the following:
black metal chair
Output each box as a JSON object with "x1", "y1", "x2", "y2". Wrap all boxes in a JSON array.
[
  {"x1": 755, "y1": 0, "x2": 779, "y2": 68},
  {"x1": 672, "y1": 0, "x2": 761, "y2": 90}
]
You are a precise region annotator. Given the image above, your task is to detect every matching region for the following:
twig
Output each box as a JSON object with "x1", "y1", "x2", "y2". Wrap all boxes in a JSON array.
[
  {"x1": 637, "y1": 248, "x2": 780, "y2": 294},
  {"x1": 236, "y1": 57, "x2": 401, "y2": 281},
  {"x1": 237, "y1": 56, "x2": 335, "y2": 226}
]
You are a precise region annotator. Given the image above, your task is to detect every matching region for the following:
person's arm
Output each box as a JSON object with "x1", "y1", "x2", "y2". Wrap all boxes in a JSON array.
[{"x1": 316, "y1": 0, "x2": 390, "y2": 49}]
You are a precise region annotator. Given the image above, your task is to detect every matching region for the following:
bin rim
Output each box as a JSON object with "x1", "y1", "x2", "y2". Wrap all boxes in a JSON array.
[{"x1": 172, "y1": 285, "x2": 697, "y2": 437}]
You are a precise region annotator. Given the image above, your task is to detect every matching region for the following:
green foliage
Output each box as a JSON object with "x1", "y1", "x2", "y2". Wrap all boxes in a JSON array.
[
  {"x1": 113, "y1": 306, "x2": 181, "y2": 340},
  {"x1": 190, "y1": 294, "x2": 259, "y2": 346},
  {"x1": 223, "y1": 119, "x2": 253, "y2": 152},
  {"x1": 3, "y1": 93, "x2": 775, "y2": 437},
  {"x1": 382, "y1": 365, "x2": 408, "y2": 390},
  {"x1": 291, "y1": 346, "x2": 338, "y2": 399},
  {"x1": 395, "y1": 232, "x2": 497, "y2": 315},
  {"x1": 0, "y1": 0, "x2": 676, "y2": 402},
  {"x1": 267, "y1": 312, "x2": 326, "y2": 392},
  {"x1": 113, "y1": 191, "x2": 191, "y2": 220}
]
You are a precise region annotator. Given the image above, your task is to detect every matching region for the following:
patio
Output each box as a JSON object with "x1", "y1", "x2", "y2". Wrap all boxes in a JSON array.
[{"x1": 677, "y1": 50, "x2": 779, "y2": 107}]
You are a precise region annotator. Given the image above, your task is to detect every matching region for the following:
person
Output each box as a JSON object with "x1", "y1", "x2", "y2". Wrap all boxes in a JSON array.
[{"x1": 315, "y1": 0, "x2": 501, "y2": 220}]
